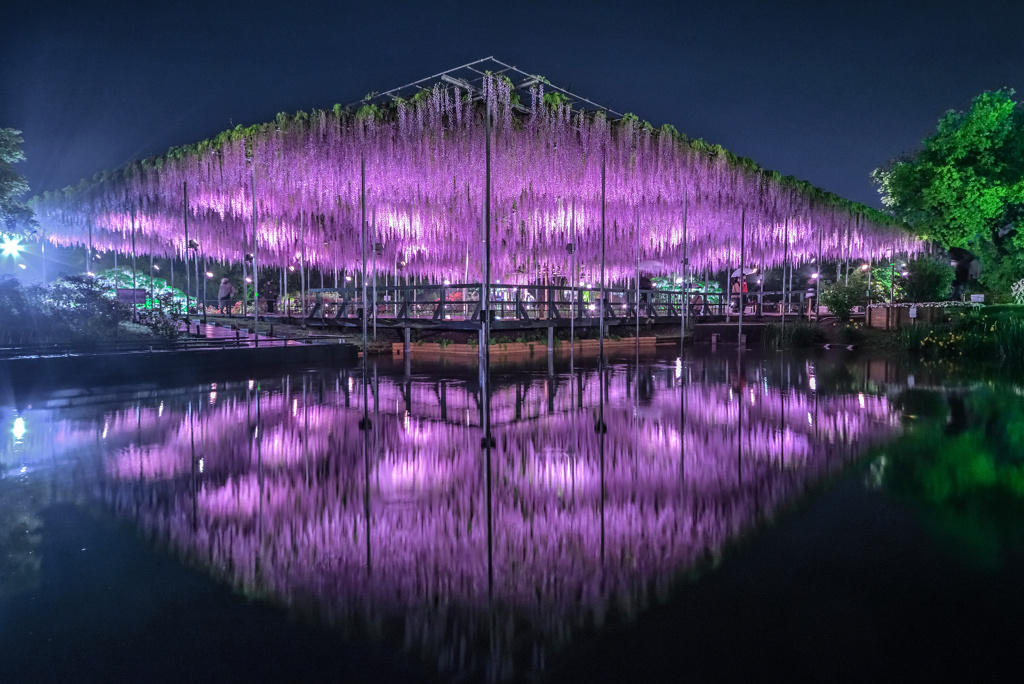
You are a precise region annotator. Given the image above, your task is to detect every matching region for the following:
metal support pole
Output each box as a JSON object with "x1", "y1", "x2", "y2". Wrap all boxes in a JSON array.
[
  {"x1": 86, "y1": 217, "x2": 92, "y2": 275},
  {"x1": 252, "y1": 170, "x2": 259, "y2": 346},
  {"x1": 481, "y1": 90, "x2": 492, "y2": 370},
  {"x1": 300, "y1": 212, "x2": 307, "y2": 327},
  {"x1": 361, "y1": 156, "x2": 368, "y2": 360},
  {"x1": 681, "y1": 191, "x2": 688, "y2": 347},
  {"x1": 816, "y1": 230, "x2": 823, "y2": 320},
  {"x1": 781, "y1": 218, "x2": 789, "y2": 339},
  {"x1": 372, "y1": 210, "x2": 377, "y2": 339},
  {"x1": 599, "y1": 155, "x2": 606, "y2": 359},
  {"x1": 635, "y1": 207, "x2": 640, "y2": 343},
  {"x1": 183, "y1": 181, "x2": 191, "y2": 316},
  {"x1": 131, "y1": 207, "x2": 138, "y2": 320},
  {"x1": 738, "y1": 208, "x2": 746, "y2": 344}
]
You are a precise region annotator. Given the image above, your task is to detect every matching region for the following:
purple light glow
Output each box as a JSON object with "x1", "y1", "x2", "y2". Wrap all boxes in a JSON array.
[{"x1": 33, "y1": 77, "x2": 916, "y2": 280}]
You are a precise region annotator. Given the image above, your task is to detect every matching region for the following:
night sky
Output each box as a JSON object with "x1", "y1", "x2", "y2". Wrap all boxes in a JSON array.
[{"x1": 2, "y1": 0, "x2": 1021, "y2": 207}]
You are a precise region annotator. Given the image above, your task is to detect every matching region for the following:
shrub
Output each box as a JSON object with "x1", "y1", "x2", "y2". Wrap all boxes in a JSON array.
[
  {"x1": 904, "y1": 256, "x2": 954, "y2": 302},
  {"x1": 819, "y1": 283, "x2": 862, "y2": 320},
  {"x1": 763, "y1": 320, "x2": 827, "y2": 347}
]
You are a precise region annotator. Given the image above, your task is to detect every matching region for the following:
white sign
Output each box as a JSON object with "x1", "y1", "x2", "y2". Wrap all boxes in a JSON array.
[
  {"x1": 908, "y1": 307, "x2": 917, "y2": 319},
  {"x1": 971, "y1": 294, "x2": 985, "y2": 303}
]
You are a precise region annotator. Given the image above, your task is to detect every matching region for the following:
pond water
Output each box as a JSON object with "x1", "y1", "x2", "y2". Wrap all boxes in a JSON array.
[{"x1": 2, "y1": 350, "x2": 1024, "y2": 682}]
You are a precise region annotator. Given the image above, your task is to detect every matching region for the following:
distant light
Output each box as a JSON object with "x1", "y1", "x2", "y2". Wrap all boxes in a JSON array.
[
  {"x1": 860, "y1": 263, "x2": 870, "y2": 271},
  {"x1": 205, "y1": 271, "x2": 214, "y2": 278},
  {"x1": 153, "y1": 265, "x2": 161, "y2": 271},
  {"x1": 245, "y1": 277, "x2": 252, "y2": 283},
  {"x1": 11, "y1": 417, "x2": 26, "y2": 440},
  {"x1": 1, "y1": 235, "x2": 22, "y2": 258},
  {"x1": 675, "y1": 277, "x2": 683, "y2": 284},
  {"x1": 443, "y1": 279, "x2": 450, "y2": 285},
  {"x1": 809, "y1": 376, "x2": 817, "y2": 392},
  {"x1": 18, "y1": 263, "x2": 26, "y2": 270},
  {"x1": 86, "y1": 271, "x2": 95, "y2": 276},
  {"x1": 901, "y1": 271, "x2": 909, "y2": 277},
  {"x1": 288, "y1": 266, "x2": 296, "y2": 272},
  {"x1": 345, "y1": 275, "x2": 353, "y2": 281},
  {"x1": 810, "y1": 273, "x2": 819, "y2": 279}
]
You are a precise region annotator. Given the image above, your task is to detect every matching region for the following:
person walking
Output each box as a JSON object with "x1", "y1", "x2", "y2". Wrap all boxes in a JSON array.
[{"x1": 217, "y1": 277, "x2": 236, "y2": 316}]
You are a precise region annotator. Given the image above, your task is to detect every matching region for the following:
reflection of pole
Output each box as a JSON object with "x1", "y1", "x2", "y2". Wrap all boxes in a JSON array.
[
  {"x1": 599, "y1": 155, "x2": 606, "y2": 359},
  {"x1": 189, "y1": 399, "x2": 197, "y2": 531}
]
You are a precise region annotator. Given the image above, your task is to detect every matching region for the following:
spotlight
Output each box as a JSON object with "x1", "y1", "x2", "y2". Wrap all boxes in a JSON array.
[{"x1": 1, "y1": 235, "x2": 22, "y2": 257}]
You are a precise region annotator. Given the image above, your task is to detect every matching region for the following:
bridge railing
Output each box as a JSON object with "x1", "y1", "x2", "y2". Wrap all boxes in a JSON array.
[{"x1": 298, "y1": 284, "x2": 818, "y2": 324}]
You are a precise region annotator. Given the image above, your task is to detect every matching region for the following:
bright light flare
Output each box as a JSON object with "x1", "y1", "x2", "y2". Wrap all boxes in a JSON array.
[
  {"x1": 12, "y1": 417, "x2": 26, "y2": 440},
  {"x1": 1, "y1": 235, "x2": 22, "y2": 258}
]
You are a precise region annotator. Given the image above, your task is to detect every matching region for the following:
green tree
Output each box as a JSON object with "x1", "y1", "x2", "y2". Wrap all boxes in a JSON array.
[
  {"x1": 873, "y1": 90, "x2": 1024, "y2": 291},
  {"x1": 0, "y1": 129, "x2": 35, "y2": 233}
]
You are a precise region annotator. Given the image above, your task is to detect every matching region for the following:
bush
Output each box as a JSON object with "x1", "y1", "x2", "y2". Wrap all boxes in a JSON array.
[
  {"x1": 763, "y1": 320, "x2": 827, "y2": 347},
  {"x1": 0, "y1": 274, "x2": 184, "y2": 346},
  {"x1": 819, "y1": 283, "x2": 862, "y2": 320},
  {"x1": 904, "y1": 256, "x2": 954, "y2": 302}
]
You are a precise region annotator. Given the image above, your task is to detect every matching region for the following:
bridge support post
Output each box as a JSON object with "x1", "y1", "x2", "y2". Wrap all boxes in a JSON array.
[{"x1": 403, "y1": 327, "x2": 410, "y2": 356}]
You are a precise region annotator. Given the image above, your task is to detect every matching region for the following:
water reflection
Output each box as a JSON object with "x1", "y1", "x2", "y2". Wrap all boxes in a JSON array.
[{"x1": 2, "y1": 354, "x2": 896, "y2": 681}]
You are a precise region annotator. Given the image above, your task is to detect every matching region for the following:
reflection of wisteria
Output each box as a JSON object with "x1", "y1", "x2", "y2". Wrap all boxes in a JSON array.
[{"x1": 65, "y1": 361, "x2": 896, "y2": 681}]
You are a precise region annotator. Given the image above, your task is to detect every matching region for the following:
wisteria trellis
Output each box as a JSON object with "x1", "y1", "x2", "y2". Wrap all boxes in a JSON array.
[{"x1": 33, "y1": 74, "x2": 918, "y2": 282}]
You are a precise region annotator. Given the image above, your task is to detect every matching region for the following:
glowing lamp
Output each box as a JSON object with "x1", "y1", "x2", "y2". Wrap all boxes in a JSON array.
[
  {"x1": 205, "y1": 271, "x2": 214, "y2": 278},
  {"x1": 11, "y1": 417, "x2": 26, "y2": 440},
  {"x1": 245, "y1": 277, "x2": 252, "y2": 283},
  {"x1": 810, "y1": 273, "x2": 819, "y2": 279},
  {"x1": 860, "y1": 263, "x2": 870, "y2": 271},
  {"x1": 1, "y1": 235, "x2": 22, "y2": 257}
]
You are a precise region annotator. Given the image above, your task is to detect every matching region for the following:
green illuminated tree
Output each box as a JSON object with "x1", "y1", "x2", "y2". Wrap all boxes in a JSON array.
[
  {"x1": 873, "y1": 90, "x2": 1024, "y2": 291},
  {"x1": 0, "y1": 128, "x2": 35, "y2": 234}
]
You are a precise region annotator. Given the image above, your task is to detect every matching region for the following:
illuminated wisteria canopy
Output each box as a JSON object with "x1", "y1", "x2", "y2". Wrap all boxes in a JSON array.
[{"x1": 32, "y1": 59, "x2": 917, "y2": 282}]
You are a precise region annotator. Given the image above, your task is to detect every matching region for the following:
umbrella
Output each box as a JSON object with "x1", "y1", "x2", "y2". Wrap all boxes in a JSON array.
[{"x1": 729, "y1": 267, "x2": 758, "y2": 277}]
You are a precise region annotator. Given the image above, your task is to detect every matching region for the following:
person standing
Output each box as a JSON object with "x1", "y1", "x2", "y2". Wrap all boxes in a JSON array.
[
  {"x1": 217, "y1": 277, "x2": 236, "y2": 316},
  {"x1": 263, "y1": 279, "x2": 279, "y2": 314}
]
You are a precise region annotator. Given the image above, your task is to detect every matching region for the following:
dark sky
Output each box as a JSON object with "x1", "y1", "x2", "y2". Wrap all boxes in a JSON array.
[{"x1": 2, "y1": 0, "x2": 1021, "y2": 207}]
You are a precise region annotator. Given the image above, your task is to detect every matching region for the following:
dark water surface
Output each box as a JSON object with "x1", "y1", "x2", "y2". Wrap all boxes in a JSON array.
[{"x1": 2, "y1": 350, "x2": 1023, "y2": 682}]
